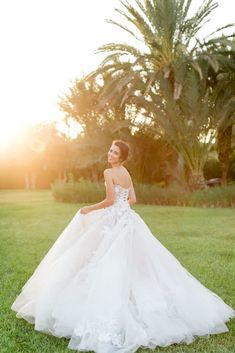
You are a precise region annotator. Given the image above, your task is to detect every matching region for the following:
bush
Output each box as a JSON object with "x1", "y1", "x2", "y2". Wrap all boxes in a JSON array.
[
  {"x1": 189, "y1": 184, "x2": 235, "y2": 208},
  {"x1": 135, "y1": 183, "x2": 191, "y2": 206},
  {"x1": 51, "y1": 181, "x2": 235, "y2": 208},
  {"x1": 51, "y1": 179, "x2": 105, "y2": 203}
]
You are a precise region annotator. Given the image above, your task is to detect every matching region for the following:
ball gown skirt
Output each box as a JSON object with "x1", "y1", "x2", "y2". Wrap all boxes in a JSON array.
[{"x1": 11, "y1": 184, "x2": 235, "y2": 353}]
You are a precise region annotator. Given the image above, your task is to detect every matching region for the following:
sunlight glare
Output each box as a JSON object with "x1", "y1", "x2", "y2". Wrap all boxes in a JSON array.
[{"x1": 0, "y1": 120, "x2": 26, "y2": 149}]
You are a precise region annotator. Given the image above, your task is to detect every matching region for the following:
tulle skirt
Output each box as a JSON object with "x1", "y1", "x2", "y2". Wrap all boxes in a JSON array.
[{"x1": 11, "y1": 204, "x2": 235, "y2": 353}]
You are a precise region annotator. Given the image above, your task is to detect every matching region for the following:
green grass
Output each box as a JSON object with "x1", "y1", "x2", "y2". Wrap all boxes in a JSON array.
[{"x1": 0, "y1": 190, "x2": 235, "y2": 353}]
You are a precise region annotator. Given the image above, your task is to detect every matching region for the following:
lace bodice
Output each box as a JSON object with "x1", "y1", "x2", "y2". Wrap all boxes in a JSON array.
[
  {"x1": 104, "y1": 182, "x2": 130, "y2": 206},
  {"x1": 114, "y1": 184, "x2": 130, "y2": 203}
]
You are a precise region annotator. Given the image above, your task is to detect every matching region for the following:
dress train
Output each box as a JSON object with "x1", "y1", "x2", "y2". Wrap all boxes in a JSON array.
[{"x1": 11, "y1": 184, "x2": 235, "y2": 353}]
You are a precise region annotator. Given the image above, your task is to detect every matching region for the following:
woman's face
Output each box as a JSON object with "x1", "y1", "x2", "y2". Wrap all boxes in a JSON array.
[{"x1": 108, "y1": 144, "x2": 122, "y2": 164}]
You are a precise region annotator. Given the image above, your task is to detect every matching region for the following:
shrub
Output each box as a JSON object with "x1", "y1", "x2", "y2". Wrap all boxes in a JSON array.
[
  {"x1": 51, "y1": 181, "x2": 235, "y2": 208},
  {"x1": 135, "y1": 183, "x2": 191, "y2": 206},
  {"x1": 51, "y1": 179, "x2": 105, "y2": 203},
  {"x1": 189, "y1": 185, "x2": 235, "y2": 208}
]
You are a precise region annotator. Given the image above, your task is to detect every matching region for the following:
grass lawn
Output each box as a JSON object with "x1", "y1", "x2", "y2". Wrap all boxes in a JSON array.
[{"x1": 0, "y1": 189, "x2": 234, "y2": 353}]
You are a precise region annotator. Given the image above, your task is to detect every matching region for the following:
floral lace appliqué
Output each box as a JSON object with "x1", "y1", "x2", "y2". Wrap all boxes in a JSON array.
[{"x1": 74, "y1": 318, "x2": 124, "y2": 347}]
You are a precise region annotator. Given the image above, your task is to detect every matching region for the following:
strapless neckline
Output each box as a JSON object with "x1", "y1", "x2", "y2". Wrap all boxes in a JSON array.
[
  {"x1": 104, "y1": 181, "x2": 131, "y2": 190},
  {"x1": 114, "y1": 183, "x2": 131, "y2": 190}
]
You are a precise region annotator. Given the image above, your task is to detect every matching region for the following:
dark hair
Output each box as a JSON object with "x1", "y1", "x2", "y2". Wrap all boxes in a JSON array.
[{"x1": 112, "y1": 139, "x2": 129, "y2": 162}]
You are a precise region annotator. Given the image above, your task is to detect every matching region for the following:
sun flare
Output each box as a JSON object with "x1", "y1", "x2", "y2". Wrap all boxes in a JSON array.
[{"x1": 0, "y1": 120, "x2": 25, "y2": 149}]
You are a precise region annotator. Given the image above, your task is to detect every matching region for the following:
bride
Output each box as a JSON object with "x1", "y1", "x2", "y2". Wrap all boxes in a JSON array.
[{"x1": 11, "y1": 139, "x2": 235, "y2": 353}]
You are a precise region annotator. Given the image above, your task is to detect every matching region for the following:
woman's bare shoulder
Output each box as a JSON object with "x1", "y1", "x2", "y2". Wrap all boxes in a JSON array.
[
  {"x1": 103, "y1": 168, "x2": 113, "y2": 175},
  {"x1": 104, "y1": 166, "x2": 132, "y2": 184},
  {"x1": 122, "y1": 166, "x2": 132, "y2": 178}
]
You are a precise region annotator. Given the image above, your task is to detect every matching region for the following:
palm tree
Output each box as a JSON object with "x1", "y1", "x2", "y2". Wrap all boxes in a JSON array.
[
  {"x1": 205, "y1": 40, "x2": 235, "y2": 185},
  {"x1": 88, "y1": 0, "x2": 234, "y2": 189},
  {"x1": 145, "y1": 63, "x2": 217, "y2": 189},
  {"x1": 215, "y1": 69, "x2": 235, "y2": 185},
  {"x1": 92, "y1": 0, "x2": 227, "y2": 100}
]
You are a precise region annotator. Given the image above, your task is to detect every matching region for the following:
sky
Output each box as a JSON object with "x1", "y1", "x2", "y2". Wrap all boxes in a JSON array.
[{"x1": 0, "y1": 0, "x2": 234, "y2": 147}]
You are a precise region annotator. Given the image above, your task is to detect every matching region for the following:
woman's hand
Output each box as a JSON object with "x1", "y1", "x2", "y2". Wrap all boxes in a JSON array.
[{"x1": 79, "y1": 206, "x2": 91, "y2": 215}]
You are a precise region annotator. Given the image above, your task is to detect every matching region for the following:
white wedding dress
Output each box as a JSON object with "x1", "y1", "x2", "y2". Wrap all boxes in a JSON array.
[{"x1": 11, "y1": 183, "x2": 235, "y2": 353}]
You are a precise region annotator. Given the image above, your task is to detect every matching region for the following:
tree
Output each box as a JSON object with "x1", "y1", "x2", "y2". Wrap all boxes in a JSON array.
[
  {"x1": 88, "y1": 0, "x2": 234, "y2": 189},
  {"x1": 137, "y1": 64, "x2": 217, "y2": 189},
  {"x1": 214, "y1": 62, "x2": 235, "y2": 185},
  {"x1": 59, "y1": 75, "x2": 134, "y2": 177}
]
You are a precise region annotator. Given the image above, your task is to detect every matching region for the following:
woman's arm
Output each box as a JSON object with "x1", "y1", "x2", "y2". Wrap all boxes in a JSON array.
[
  {"x1": 79, "y1": 169, "x2": 115, "y2": 214},
  {"x1": 128, "y1": 181, "x2": 137, "y2": 206}
]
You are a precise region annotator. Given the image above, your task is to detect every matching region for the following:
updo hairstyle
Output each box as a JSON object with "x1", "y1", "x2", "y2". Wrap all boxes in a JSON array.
[{"x1": 112, "y1": 139, "x2": 129, "y2": 162}]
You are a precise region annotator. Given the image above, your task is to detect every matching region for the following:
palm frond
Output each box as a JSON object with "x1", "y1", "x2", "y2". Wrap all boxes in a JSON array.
[
  {"x1": 116, "y1": 0, "x2": 155, "y2": 43},
  {"x1": 106, "y1": 19, "x2": 143, "y2": 43}
]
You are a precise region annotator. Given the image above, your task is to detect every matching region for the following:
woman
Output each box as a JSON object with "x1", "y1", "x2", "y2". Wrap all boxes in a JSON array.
[{"x1": 12, "y1": 139, "x2": 235, "y2": 353}]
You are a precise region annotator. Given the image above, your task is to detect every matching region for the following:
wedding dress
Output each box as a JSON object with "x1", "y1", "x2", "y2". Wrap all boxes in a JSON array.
[{"x1": 11, "y1": 183, "x2": 235, "y2": 353}]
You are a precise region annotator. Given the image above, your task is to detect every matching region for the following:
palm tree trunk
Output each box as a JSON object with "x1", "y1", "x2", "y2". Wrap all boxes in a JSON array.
[
  {"x1": 218, "y1": 125, "x2": 232, "y2": 187},
  {"x1": 188, "y1": 171, "x2": 207, "y2": 191}
]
